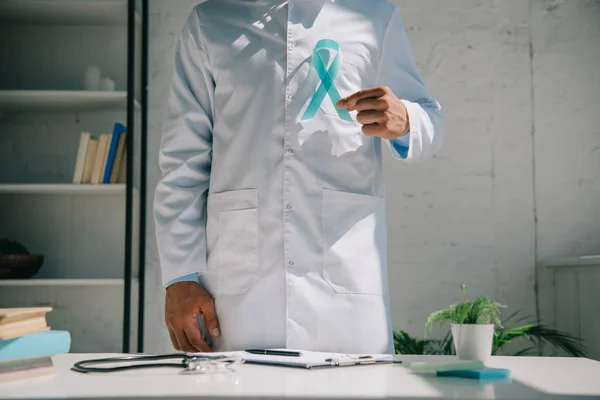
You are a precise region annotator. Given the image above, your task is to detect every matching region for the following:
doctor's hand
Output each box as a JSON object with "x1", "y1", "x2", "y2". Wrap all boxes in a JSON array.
[
  {"x1": 336, "y1": 86, "x2": 410, "y2": 139},
  {"x1": 165, "y1": 281, "x2": 220, "y2": 353}
]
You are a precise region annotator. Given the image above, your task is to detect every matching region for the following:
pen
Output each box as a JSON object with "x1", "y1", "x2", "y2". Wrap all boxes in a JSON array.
[{"x1": 245, "y1": 349, "x2": 302, "y2": 357}]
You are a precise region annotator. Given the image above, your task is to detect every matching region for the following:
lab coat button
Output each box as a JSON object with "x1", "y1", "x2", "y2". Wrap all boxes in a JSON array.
[
  {"x1": 286, "y1": 148, "x2": 294, "y2": 155},
  {"x1": 288, "y1": 260, "x2": 294, "y2": 266},
  {"x1": 286, "y1": 204, "x2": 293, "y2": 210}
]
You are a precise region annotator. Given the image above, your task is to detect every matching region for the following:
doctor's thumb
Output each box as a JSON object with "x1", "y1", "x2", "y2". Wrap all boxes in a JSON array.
[{"x1": 202, "y1": 299, "x2": 221, "y2": 338}]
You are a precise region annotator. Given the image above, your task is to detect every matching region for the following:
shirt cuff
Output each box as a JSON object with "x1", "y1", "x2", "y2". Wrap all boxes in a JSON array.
[
  {"x1": 390, "y1": 133, "x2": 411, "y2": 159},
  {"x1": 165, "y1": 272, "x2": 201, "y2": 289}
]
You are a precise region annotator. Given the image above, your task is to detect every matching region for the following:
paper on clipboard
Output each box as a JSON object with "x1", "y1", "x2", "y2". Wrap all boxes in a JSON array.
[
  {"x1": 247, "y1": 351, "x2": 396, "y2": 369},
  {"x1": 189, "y1": 350, "x2": 398, "y2": 370}
]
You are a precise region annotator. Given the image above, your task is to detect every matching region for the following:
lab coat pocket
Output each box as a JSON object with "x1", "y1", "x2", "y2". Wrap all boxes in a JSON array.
[
  {"x1": 208, "y1": 189, "x2": 259, "y2": 295},
  {"x1": 322, "y1": 189, "x2": 385, "y2": 295}
]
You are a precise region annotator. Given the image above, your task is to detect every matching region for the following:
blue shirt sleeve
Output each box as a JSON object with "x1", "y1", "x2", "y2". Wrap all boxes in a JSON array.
[
  {"x1": 391, "y1": 133, "x2": 411, "y2": 159},
  {"x1": 165, "y1": 272, "x2": 201, "y2": 288}
]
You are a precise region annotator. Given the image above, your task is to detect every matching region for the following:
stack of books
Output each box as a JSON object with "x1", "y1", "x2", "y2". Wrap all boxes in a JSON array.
[
  {"x1": 0, "y1": 307, "x2": 71, "y2": 383},
  {"x1": 72, "y1": 122, "x2": 127, "y2": 184}
]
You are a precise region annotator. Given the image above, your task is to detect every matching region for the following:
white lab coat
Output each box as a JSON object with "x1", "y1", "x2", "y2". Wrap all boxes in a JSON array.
[{"x1": 154, "y1": 0, "x2": 442, "y2": 354}]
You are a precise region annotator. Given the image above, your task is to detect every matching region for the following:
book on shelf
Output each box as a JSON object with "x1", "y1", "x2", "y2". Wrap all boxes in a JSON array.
[
  {"x1": 103, "y1": 122, "x2": 127, "y2": 184},
  {"x1": 0, "y1": 307, "x2": 52, "y2": 340},
  {"x1": 93, "y1": 133, "x2": 110, "y2": 184},
  {"x1": 81, "y1": 135, "x2": 98, "y2": 184},
  {"x1": 72, "y1": 122, "x2": 127, "y2": 185},
  {"x1": 0, "y1": 307, "x2": 71, "y2": 383},
  {"x1": 72, "y1": 132, "x2": 91, "y2": 183}
]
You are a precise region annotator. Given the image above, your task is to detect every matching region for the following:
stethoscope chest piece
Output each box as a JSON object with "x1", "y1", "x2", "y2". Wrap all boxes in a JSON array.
[{"x1": 181, "y1": 354, "x2": 244, "y2": 375}]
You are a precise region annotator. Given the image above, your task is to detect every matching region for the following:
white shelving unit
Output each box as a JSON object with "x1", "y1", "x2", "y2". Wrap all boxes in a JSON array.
[
  {"x1": 540, "y1": 255, "x2": 600, "y2": 268},
  {"x1": 0, "y1": 184, "x2": 126, "y2": 195},
  {"x1": 0, "y1": 279, "x2": 130, "y2": 286},
  {"x1": 0, "y1": 278, "x2": 140, "y2": 353},
  {"x1": 0, "y1": 0, "x2": 145, "y2": 353},
  {"x1": 0, "y1": 0, "x2": 138, "y2": 25},
  {"x1": 0, "y1": 91, "x2": 140, "y2": 112},
  {"x1": 537, "y1": 255, "x2": 600, "y2": 361}
]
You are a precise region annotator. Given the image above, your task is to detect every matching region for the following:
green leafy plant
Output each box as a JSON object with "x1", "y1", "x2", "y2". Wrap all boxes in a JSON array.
[
  {"x1": 394, "y1": 330, "x2": 454, "y2": 355},
  {"x1": 395, "y1": 308, "x2": 587, "y2": 358},
  {"x1": 394, "y1": 330, "x2": 432, "y2": 355},
  {"x1": 425, "y1": 285, "x2": 506, "y2": 333},
  {"x1": 0, "y1": 238, "x2": 29, "y2": 255},
  {"x1": 492, "y1": 311, "x2": 586, "y2": 357}
]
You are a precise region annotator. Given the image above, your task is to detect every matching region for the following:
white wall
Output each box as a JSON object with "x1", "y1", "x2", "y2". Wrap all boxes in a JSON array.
[{"x1": 143, "y1": 0, "x2": 600, "y2": 353}]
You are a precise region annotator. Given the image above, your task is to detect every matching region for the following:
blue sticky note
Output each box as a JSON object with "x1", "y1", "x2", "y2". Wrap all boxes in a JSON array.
[{"x1": 437, "y1": 367, "x2": 511, "y2": 380}]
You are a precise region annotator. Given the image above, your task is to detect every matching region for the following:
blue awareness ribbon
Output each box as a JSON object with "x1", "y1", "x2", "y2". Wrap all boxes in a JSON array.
[{"x1": 301, "y1": 39, "x2": 353, "y2": 122}]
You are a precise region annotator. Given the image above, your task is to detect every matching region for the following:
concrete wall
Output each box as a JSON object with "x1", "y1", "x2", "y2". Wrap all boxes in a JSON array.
[{"x1": 144, "y1": 0, "x2": 600, "y2": 353}]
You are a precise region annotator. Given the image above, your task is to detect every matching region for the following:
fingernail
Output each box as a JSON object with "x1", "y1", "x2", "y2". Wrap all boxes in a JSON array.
[{"x1": 212, "y1": 328, "x2": 221, "y2": 338}]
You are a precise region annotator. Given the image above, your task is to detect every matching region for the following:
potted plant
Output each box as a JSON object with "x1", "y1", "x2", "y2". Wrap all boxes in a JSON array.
[
  {"x1": 396, "y1": 311, "x2": 586, "y2": 358},
  {"x1": 425, "y1": 285, "x2": 505, "y2": 362}
]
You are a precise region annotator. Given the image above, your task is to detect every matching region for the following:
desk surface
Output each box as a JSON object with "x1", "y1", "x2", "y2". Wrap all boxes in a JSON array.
[{"x1": 1, "y1": 354, "x2": 599, "y2": 400}]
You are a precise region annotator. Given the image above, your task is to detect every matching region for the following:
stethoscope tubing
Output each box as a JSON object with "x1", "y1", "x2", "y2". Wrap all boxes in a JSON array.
[{"x1": 71, "y1": 353, "x2": 188, "y2": 373}]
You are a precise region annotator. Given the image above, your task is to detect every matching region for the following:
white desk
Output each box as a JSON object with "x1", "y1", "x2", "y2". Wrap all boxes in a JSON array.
[{"x1": 1, "y1": 354, "x2": 600, "y2": 400}]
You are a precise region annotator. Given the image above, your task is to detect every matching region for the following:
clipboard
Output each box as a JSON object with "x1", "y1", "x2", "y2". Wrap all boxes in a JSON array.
[{"x1": 238, "y1": 350, "x2": 400, "y2": 370}]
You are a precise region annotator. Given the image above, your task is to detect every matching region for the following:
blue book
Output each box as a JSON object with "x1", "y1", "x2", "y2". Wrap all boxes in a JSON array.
[
  {"x1": 437, "y1": 367, "x2": 511, "y2": 380},
  {"x1": 102, "y1": 122, "x2": 127, "y2": 184},
  {"x1": 0, "y1": 331, "x2": 71, "y2": 363}
]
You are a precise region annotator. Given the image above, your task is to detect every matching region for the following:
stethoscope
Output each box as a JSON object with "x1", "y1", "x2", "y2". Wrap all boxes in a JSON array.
[{"x1": 71, "y1": 353, "x2": 245, "y2": 375}]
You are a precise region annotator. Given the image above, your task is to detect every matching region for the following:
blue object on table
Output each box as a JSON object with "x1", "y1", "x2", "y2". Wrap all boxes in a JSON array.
[
  {"x1": 411, "y1": 360, "x2": 484, "y2": 372},
  {"x1": 437, "y1": 367, "x2": 511, "y2": 380},
  {"x1": 0, "y1": 330, "x2": 71, "y2": 363}
]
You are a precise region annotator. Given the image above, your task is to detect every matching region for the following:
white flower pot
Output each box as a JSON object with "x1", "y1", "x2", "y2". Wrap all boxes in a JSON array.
[{"x1": 451, "y1": 324, "x2": 494, "y2": 362}]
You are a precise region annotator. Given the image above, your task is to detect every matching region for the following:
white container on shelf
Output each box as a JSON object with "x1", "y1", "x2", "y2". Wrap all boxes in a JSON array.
[
  {"x1": 84, "y1": 65, "x2": 101, "y2": 90},
  {"x1": 100, "y1": 77, "x2": 115, "y2": 91}
]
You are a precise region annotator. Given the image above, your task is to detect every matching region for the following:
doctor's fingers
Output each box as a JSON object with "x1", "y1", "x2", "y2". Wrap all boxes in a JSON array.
[
  {"x1": 201, "y1": 299, "x2": 221, "y2": 339},
  {"x1": 354, "y1": 98, "x2": 389, "y2": 112},
  {"x1": 172, "y1": 325, "x2": 197, "y2": 353},
  {"x1": 337, "y1": 86, "x2": 388, "y2": 110},
  {"x1": 183, "y1": 323, "x2": 213, "y2": 353},
  {"x1": 361, "y1": 123, "x2": 389, "y2": 137},
  {"x1": 357, "y1": 110, "x2": 389, "y2": 125},
  {"x1": 170, "y1": 322, "x2": 210, "y2": 353},
  {"x1": 168, "y1": 328, "x2": 180, "y2": 351}
]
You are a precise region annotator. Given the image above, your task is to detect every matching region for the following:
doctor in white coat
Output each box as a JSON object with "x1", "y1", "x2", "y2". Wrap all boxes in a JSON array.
[{"x1": 154, "y1": 0, "x2": 442, "y2": 355}]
